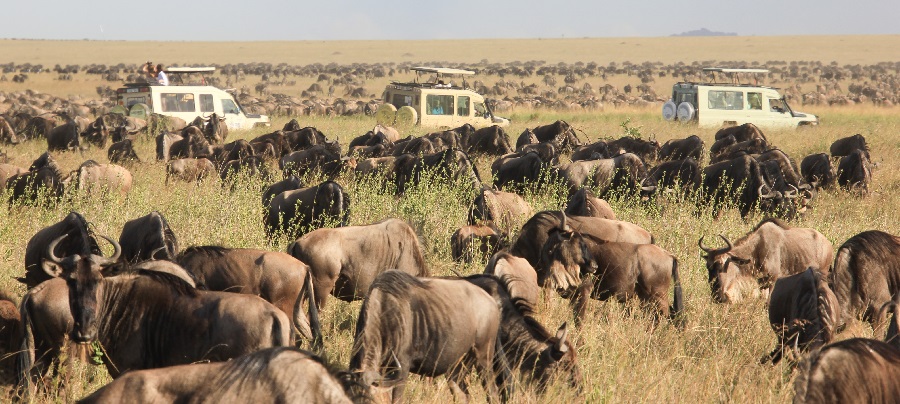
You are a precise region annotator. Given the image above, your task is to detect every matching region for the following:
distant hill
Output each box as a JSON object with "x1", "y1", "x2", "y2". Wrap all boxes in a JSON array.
[{"x1": 671, "y1": 28, "x2": 737, "y2": 37}]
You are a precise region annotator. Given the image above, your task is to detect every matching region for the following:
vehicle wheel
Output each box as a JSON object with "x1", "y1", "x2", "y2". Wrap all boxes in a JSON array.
[
  {"x1": 129, "y1": 103, "x2": 150, "y2": 121},
  {"x1": 662, "y1": 100, "x2": 677, "y2": 121},
  {"x1": 395, "y1": 106, "x2": 418, "y2": 127},
  {"x1": 676, "y1": 102, "x2": 695, "y2": 122},
  {"x1": 109, "y1": 105, "x2": 128, "y2": 116},
  {"x1": 375, "y1": 104, "x2": 397, "y2": 126}
]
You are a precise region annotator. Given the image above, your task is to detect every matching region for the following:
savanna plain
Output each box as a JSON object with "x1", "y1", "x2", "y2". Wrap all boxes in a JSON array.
[{"x1": 0, "y1": 36, "x2": 899, "y2": 402}]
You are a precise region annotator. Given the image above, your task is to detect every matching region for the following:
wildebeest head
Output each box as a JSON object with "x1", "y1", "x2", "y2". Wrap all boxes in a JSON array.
[
  {"x1": 45, "y1": 233, "x2": 121, "y2": 343},
  {"x1": 539, "y1": 213, "x2": 598, "y2": 292},
  {"x1": 531, "y1": 322, "x2": 582, "y2": 392},
  {"x1": 82, "y1": 117, "x2": 109, "y2": 148},
  {"x1": 698, "y1": 235, "x2": 755, "y2": 303}
]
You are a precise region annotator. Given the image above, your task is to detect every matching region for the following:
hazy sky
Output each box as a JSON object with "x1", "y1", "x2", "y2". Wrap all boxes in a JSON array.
[{"x1": 2, "y1": 0, "x2": 898, "y2": 41}]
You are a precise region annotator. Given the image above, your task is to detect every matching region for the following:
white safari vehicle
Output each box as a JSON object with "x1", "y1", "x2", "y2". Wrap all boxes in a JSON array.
[
  {"x1": 113, "y1": 67, "x2": 270, "y2": 130},
  {"x1": 662, "y1": 68, "x2": 817, "y2": 129},
  {"x1": 376, "y1": 66, "x2": 509, "y2": 129}
]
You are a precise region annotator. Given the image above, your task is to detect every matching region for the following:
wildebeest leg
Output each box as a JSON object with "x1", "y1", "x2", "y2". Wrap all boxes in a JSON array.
[
  {"x1": 447, "y1": 370, "x2": 470, "y2": 403},
  {"x1": 571, "y1": 277, "x2": 594, "y2": 327}
]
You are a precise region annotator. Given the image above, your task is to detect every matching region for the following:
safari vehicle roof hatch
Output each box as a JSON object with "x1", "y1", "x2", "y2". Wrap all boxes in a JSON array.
[
  {"x1": 701, "y1": 67, "x2": 770, "y2": 86},
  {"x1": 165, "y1": 66, "x2": 216, "y2": 86}
]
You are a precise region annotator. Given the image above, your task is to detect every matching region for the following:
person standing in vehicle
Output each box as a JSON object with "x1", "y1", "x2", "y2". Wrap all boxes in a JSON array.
[{"x1": 155, "y1": 64, "x2": 169, "y2": 86}]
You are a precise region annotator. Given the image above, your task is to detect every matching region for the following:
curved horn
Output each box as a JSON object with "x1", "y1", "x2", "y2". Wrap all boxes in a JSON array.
[
  {"x1": 98, "y1": 235, "x2": 122, "y2": 263},
  {"x1": 785, "y1": 184, "x2": 799, "y2": 199},
  {"x1": 758, "y1": 184, "x2": 778, "y2": 199},
  {"x1": 46, "y1": 233, "x2": 69, "y2": 264},
  {"x1": 698, "y1": 234, "x2": 733, "y2": 256},
  {"x1": 559, "y1": 210, "x2": 568, "y2": 231},
  {"x1": 150, "y1": 246, "x2": 168, "y2": 260}
]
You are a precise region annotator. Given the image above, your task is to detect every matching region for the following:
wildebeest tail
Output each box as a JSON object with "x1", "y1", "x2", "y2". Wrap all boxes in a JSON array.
[
  {"x1": 16, "y1": 293, "x2": 36, "y2": 395},
  {"x1": 271, "y1": 309, "x2": 290, "y2": 348},
  {"x1": 670, "y1": 257, "x2": 685, "y2": 327},
  {"x1": 304, "y1": 269, "x2": 322, "y2": 351},
  {"x1": 830, "y1": 242, "x2": 856, "y2": 329},
  {"x1": 493, "y1": 330, "x2": 515, "y2": 402}
]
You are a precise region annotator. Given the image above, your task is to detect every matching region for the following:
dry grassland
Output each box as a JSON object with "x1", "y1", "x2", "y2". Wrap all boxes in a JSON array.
[{"x1": 0, "y1": 36, "x2": 899, "y2": 402}]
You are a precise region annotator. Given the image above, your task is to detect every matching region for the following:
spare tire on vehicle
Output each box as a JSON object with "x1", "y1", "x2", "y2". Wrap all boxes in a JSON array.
[
  {"x1": 375, "y1": 103, "x2": 397, "y2": 126},
  {"x1": 676, "y1": 102, "x2": 695, "y2": 122},
  {"x1": 662, "y1": 100, "x2": 677, "y2": 121}
]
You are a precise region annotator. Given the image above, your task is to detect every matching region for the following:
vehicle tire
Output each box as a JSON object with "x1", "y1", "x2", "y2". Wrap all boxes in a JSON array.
[
  {"x1": 129, "y1": 103, "x2": 150, "y2": 121},
  {"x1": 395, "y1": 106, "x2": 418, "y2": 127},
  {"x1": 109, "y1": 105, "x2": 128, "y2": 116},
  {"x1": 676, "y1": 102, "x2": 695, "y2": 122},
  {"x1": 375, "y1": 104, "x2": 397, "y2": 126},
  {"x1": 662, "y1": 100, "x2": 677, "y2": 121}
]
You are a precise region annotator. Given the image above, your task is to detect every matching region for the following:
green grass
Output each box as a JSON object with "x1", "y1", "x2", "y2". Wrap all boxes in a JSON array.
[{"x1": 1, "y1": 108, "x2": 898, "y2": 402}]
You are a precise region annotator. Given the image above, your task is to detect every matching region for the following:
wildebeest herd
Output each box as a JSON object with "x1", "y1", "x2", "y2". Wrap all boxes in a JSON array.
[{"x1": 0, "y1": 110, "x2": 897, "y2": 403}]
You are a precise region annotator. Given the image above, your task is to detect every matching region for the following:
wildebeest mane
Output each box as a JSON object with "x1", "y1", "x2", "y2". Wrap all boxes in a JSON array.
[
  {"x1": 463, "y1": 274, "x2": 554, "y2": 342},
  {"x1": 134, "y1": 269, "x2": 199, "y2": 297},
  {"x1": 370, "y1": 270, "x2": 427, "y2": 299},
  {"x1": 177, "y1": 245, "x2": 230, "y2": 260}
]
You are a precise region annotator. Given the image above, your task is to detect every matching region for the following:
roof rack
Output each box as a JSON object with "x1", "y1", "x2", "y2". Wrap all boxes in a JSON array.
[
  {"x1": 410, "y1": 66, "x2": 475, "y2": 76},
  {"x1": 702, "y1": 67, "x2": 769, "y2": 86},
  {"x1": 166, "y1": 67, "x2": 216, "y2": 73}
]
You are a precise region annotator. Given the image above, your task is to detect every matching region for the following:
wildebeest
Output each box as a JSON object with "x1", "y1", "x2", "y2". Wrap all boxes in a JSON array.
[
  {"x1": 640, "y1": 157, "x2": 701, "y2": 197},
  {"x1": 800, "y1": 153, "x2": 835, "y2": 190},
  {"x1": 219, "y1": 155, "x2": 270, "y2": 184},
  {"x1": 451, "y1": 224, "x2": 506, "y2": 263},
  {"x1": 658, "y1": 135, "x2": 704, "y2": 162},
  {"x1": 80, "y1": 117, "x2": 111, "y2": 149},
  {"x1": 792, "y1": 338, "x2": 900, "y2": 404},
  {"x1": 288, "y1": 218, "x2": 428, "y2": 309},
  {"x1": 202, "y1": 112, "x2": 228, "y2": 144},
  {"x1": 564, "y1": 188, "x2": 616, "y2": 220},
  {"x1": 710, "y1": 138, "x2": 769, "y2": 163},
  {"x1": 510, "y1": 211, "x2": 653, "y2": 270},
  {"x1": 424, "y1": 129, "x2": 463, "y2": 151},
  {"x1": 394, "y1": 149, "x2": 482, "y2": 195},
  {"x1": 708, "y1": 134, "x2": 737, "y2": 160},
  {"x1": 21, "y1": 211, "x2": 101, "y2": 288},
  {"x1": 265, "y1": 180, "x2": 349, "y2": 238},
  {"x1": 837, "y1": 149, "x2": 872, "y2": 193},
  {"x1": 466, "y1": 125, "x2": 514, "y2": 156},
  {"x1": 168, "y1": 132, "x2": 213, "y2": 160},
  {"x1": 763, "y1": 268, "x2": 840, "y2": 364},
  {"x1": 714, "y1": 122, "x2": 767, "y2": 142},
  {"x1": 700, "y1": 154, "x2": 783, "y2": 218},
  {"x1": 262, "y1": 175, "x2": 304, "y2": 206},
  {"x1": 22, "y1": 114, "x2": 58, "y2": 140},
  {"x1": 280, "y1": 143, "x2": 352, "y2": 179},
  {"x1": 606, "y1": 136, "x2": 660, "y2": 162},
  {"x1": 0, "y1": 290, "x2": 20, "y2": 379},
  {"x1": 354, "y1": 156, "x2": 396, "y2": 180},
  {"x1": 349, "y1": 270, "x2": 512, "y2": 403},
  {"x1": 555, "y1": 152, "x2": 648, "y2": 196},
  {"x1": 0, "y1": 116, "x2": 20, "y2": 145},
  {"x1": 69, "y1": 160, "x2": 133, "y2": 198},
  {"x1": 528, "y1": 120, "x2": 581, "y2": 149},
  {"x1": 165, "y1": 157, "x2": 216, "y2": 184},
  {"x1": 483, "y1": 252, "x2": 540, "y2": 311},
  {"x1": 570, "y1": 140, "x2": 611, "y2": 162},
  {"x1": 77, "y1": 347, "x2": 371, "y2": 404},
  {"x1": 831, "y1": 230, "x2": 900, "y2": 331},
  {"x1": 212, "y1": 139, "x2": 254, "y2": 168},
  {"x1": 177, "y1": 246, "x2": 321, "y2": 346},
  {"x1": 468, "y1": 188, "x2": 533, "y2": 233},
  {"x1": 44, "y1": 117, "x2": 82, "y2": 152},
  {"x1": 6, "y1": 154, "x2": 66, "y2": 205},
  {"x1": 698, "y1": 218, "x2": 833, "y2": 303},
  {"x1": 515, "y1": 128, "x2": 538, "y2": 151},
  {"x1": 155, "y1": 132, "x2": 183, "y2": 161},
  {"x1": 19, "y1": 268, "x2": 291, "y2": 385},
  {"x1": 283, "y1": 126, "x2": 329, "y2": 151},
  {"x1": 0, "y1": 163, "x2": 27, "y2": 193},
  {"x1": 107, "y1": 139, "x2": 140, "y2": 165},
  {"x1": 391, "y1": 136, "x2": 436, "y2": 157},
  {"x1": 540, "y1": 215, "x2": 683, "y2": 324},
  {"x1": 118, "y1": 211, "x2": 179, "y2": 262},
  {"x1": 830, "y1": 133, "x2": 869, "y2": 158},
  {"x1": 491, "y1": 151, "x2": 546, "y2": 191}
]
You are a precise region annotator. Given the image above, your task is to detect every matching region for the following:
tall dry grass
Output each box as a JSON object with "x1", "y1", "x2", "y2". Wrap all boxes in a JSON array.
[{"x1": 1, "y1": 106, "x2": 898, "y2": 402}]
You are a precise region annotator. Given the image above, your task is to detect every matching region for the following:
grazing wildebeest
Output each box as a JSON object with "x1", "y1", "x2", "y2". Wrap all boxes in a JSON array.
[
  {"x1": 212, "y1": 139, "x2": 254, "y2": 168},
  {"x1": 391, "y1": 136, "x2": 436, "y2": 157},
  {"x1": 763, "y1": 268, "x2": 840, "y2": 364},
  {"x1": 177, "y1": 246, "x2": 321, "y2": 346},
  {"x1": 169, "y1": 132, "x2": 213, "y2": 160},
  {"x1": 529, "y1": 120, "x2": 581, "y2": 149},
  {"x1": 491, "y1": 151, "x2": 546, "y2": 191},
  {"x1": 424, "y1": 129, "x2": 463, "y2": 151},
  {"x1": 468, "y1": 188, "x2": 534, "y2": 232},
  {"x1": 262, "y1": 175, "x2": 304, "y2": 206},
  {"x1": 80, "y1": 117, "x2": 110, "y2": 149},
  {"x1": 463, "y1": 274, "x2": 581, "y2": 393},
  {"x1": 6, "y1": 160, "x2": 66, "y2": 206},
  {"x1": 202, "y1": 112, "x2": 228, "y2": 144},
  {"x1": 510, "y1": 211, "x2": 653, "y2": 270},
  {"x1": 659, "y1": 135, "x2": 704, "y2": 162},
  {"x1": 700, "y1": 155, "x2": 783, "y2": 218},
  {"x1": 265, "y1": 180, "x2": 349, "y2": 238},
  {"x1": 21, "y1": 211, "x2": 101, "y2": 288},
  {"x1": 837, "y1": 149, "x2": 872, "y2": 193},
  {"x1": 451, "y1": 224, "x2": 506, "y2": 263},
  {"x1": 0, "y1": 116, "x2": 21, "y2": 145},
  {"x1": 606, "y1": 136, "x2": 660, "y2": 162},
  {"x1": 792, "y1": 338, "x2": 900, "y2": 404},
  {"x1": 45, "y1": 119, "x2": 81, "y2": 152},
  {"x1": 570, "y1": 141, "x2": 611, "y2": 162},
  {"x1": 831, "y1": 230, "x2": 900, "y2": 331},
  {"x1": 800, "y1": 153, "x2": 835, "y2": 189},
  {"x1": 830, "y1": 133, "x2": 869, "y2": 158},
  {"x1": 466, "y1": 125, "x2": 513, "y2": 156},
  {"x1": 349, "y1": 270, "x2": 512, "y2": 403},
  {"x1": 714, "y1": 122, "x2": 767, "y2": 142},
  {"x1": 283, "y1": 126, "x2": 329, "y2": 151},
  {"x1": 710, "y1": 138, "x2": 769, "y2": 163},
  {"x1": 564, "y1": 188, "x2": 616, "y2": 220},
  {"x1": 107, "y1": 139, "x2": 140, "y2": 165},
  {"x1": 165, "y1": 157, "x2": 216, "y2": 184},
  {"x1": 18, "y1": 241, "x2": 291, "y2": 385},
  {"x1": 77, "y1": 347, "x2": 371, "y2": 404},
  {"x1": 280, "y1": 143, "x2": 352, "y2": 179},
  {"x1": 70, "y1": 160, "x2": 133, "y2": 198},
  {"x1": 250, "y1": 131, "x2": 291, "y2": 158},
  {"x1": 540, "y1": 215, "x2": 683, "y2": 325},
  {"x1": 520, "y1": 141, "x2": 560, "y2": 165},
  {"x1": 640, "y1": 157, "x2": 701, "y2": 197},
  {"x1": 22, "y1": 115, "x2": 58, "y2": 140},
  {"x1": 483, "y1": 252, "x2": 540, "y2": 312},
  {"x1": 394, "y1": 149, "x2": 482, "y2": 195},
  {"x1": 698, "y1": 218, "x2": 833, "y2": 303},
  {"x1": 288, "y1": 218, "x2": 428, "y2": 309},
  {"x1": 118, "y1": 211, "x2": 179, "y2": 262},
  {"x1": 555, "y1": 152, "x2": 648, "y2": 196}
]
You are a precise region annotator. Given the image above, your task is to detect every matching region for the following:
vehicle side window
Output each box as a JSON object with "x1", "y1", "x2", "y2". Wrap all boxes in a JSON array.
[
  {"x1": 425, "y1": 94, "x2": 453, "y2": 116},
  {"x1": 708, "y1": 90, "x2": 744, "y2": 110},
  {"x1": 125, "y1": 96, "x2": 146, "y2": 108},
  {"x1": 161, "y1": 93, "x2": 196, "y2": 113},
  {"x1": 747, "y1": 92, "x2": 762, "y2": 110},
  {"x1": 391, "y1": 94, "x2": 413, "y2": 108},
  {"x1": 222, "y1": 99, "x2": 240, "y2": 115},
  {"x1": 457, "y1": 96, "x2": 470, "y2": 116},
  {"x1": 199, "y1": 94, "x2": 215, "y2": 113},
  {"x1": 677, "y1": 92, "x2": 695, "y2": 106},
  {"x1": 474, "y1": 102, "x2": 487, "y2": 117}
]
